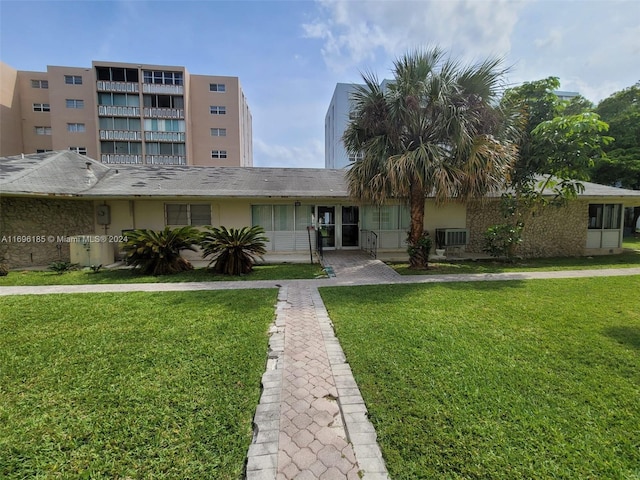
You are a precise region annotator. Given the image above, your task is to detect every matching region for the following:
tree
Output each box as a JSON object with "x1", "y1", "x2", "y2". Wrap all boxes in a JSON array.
[
  {"x1": 593, "y1": 82, "x2": 640, "y2": 189},
  {"x1": 122, "y1": 226, "x2": 201, "y2": 275},
  {"x1": 200, "y1": 226, "x2": 267, "y2": 275},
  {"x1": 343, "y1": 47, "x2": 516, "y2": 269}
]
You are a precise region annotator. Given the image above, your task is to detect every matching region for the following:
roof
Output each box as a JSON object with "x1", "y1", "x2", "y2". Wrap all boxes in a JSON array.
[
  {"x1": 0, "y1": 151, "x2": 348, "y2": 198},
  {"x1": 1, "y1": 151, "x2": 639, "y2": 203}
]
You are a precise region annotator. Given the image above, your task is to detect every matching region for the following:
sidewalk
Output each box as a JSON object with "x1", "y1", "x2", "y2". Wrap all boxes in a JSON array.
[{"x1": 2, "y1": 259, "x2": 640, "y2": 479}]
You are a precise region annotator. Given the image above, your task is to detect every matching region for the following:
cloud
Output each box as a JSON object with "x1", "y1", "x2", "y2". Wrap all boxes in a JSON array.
[
  {"x1": 253, "y1": 138, "x2": 324, "y2": 168},
  {"x1": 302, "y1": 0, "x2": 529, "y2": 71}
]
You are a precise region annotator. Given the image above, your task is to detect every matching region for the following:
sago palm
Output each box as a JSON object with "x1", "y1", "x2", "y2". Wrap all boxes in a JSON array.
[
  {"x1": 123, "y1": 226, "x2": 201, "y2": 275},
  {"x1": 200, "y1": 226, "x2": 268, "y2": 275},
  {"x1": 343, "y1": 47, "x2": 517, "y2": 269}
]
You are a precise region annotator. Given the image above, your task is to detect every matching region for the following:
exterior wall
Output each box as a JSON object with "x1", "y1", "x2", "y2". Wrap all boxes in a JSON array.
[
  {"x1": 466, "y1": 199, "x2": 589, "y2": 257},
  {"x1": 0, "y1": 197, "x2": 94, "y2": 268},
  {"x1": 424, "y1": 201, "x2": 466, "y2": 235},
  {"x1": 325, "y1": 83, "x2": 355, "y2": 169},
  {"x1": 0, "y1": 63, "x2": 24, "y2": 155},
  {"x1": 16, "y1": 70, "x2": 53, "y2": 154}
]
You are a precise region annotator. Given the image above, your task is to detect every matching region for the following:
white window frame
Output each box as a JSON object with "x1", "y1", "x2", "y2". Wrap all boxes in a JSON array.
[
  {"x1": 209, "y1": 83, "x2": 226, "y2": 92},
  {"x1": 31, "y1": 79, "x2": 49, "y2": 89},
  {"x1": 66, "y1": 99, "x2": 84, "y2": 109},
  {"x1": 210, "y1": 128, "x2": 227, "y2": 137},
  {"x1": 165, "y1": 203, "x2": 211, "y2": 226},
  {"x1": 210, "y1": 106, "x2": 226, "y2": 115},
  {"x1": 64, "y1": 75, "x2": 83, "y2": 85},
  {"x1": 33, "y1": 103, "x2": 50, "y2": 112},
  {"x1": 35, "y1": 126, "x2": 52, "y2": 135},
  {"x1": 67, "y1": 123, "x2": 86, "y2": 133},
  {"x1": 69, "y1": 146, "x2": 87, "y2": 155},
  {"x1": 211, "y1": 150, "x2": 228, "y2": 159}
]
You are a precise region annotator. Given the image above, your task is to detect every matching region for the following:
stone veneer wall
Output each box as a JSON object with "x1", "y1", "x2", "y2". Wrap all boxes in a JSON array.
[
  {"x1": 466, "y1": 199, "x2": 589, "y2": 258},
  {"x1": 0, "y1": 197, "x2": 94, "y2": 268}
]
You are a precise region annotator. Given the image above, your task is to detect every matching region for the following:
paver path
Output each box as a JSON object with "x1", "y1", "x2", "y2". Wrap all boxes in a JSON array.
[{"x1": 2, "y1": 258, "x2": 640, "y2": 480}]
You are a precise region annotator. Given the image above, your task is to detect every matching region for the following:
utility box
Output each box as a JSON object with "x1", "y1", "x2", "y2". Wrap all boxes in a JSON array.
[{"x1": 69, "y1": 236, "x2": 114, "y2": 267}]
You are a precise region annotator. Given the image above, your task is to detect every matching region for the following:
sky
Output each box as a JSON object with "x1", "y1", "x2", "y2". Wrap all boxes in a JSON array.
[{"x1": 1, "y1": 0, "x2": 639, "y2": 168}]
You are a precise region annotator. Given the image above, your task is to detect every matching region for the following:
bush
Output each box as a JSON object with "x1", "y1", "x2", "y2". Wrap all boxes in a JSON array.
[
  {"x1": 48, "y1": 261, "x2": 78, "y2": 274},
  {"x1": 200, "y1": 226, "x2": 268, "y2": 275},
  {"x1": 122, "y1": 226, "x2": 201, "y2": 275},
  {"x1": 483, "y1": 223, "x2": 523, "y2": 260},
  {"x1": 0, "y1": 263, "x2": 8, "y2": 277}
]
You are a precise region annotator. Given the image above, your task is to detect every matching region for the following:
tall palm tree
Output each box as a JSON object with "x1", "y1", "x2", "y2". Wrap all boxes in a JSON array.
[{"x1": 343, "y1": 47, "x2": 517, "y2": 268}]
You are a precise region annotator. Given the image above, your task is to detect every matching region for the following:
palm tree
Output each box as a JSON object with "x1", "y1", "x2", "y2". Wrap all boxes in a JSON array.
[
  {"x1": 343, "y1": 47, "x2": 517, "y2": 269},
  {"x1": 200, "y1": 226, "x2": 268, "y2": 275},
  {"x1": 123, "y1": 226, "x2": 201, "y2": 275}
]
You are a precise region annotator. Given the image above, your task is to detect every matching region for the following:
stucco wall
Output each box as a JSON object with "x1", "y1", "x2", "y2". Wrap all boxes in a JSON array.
[
  {"x1": 466, "y1": 199, "x2": 589, "y2": 257},
  {"x1": 0, "y1": 197, "x2": 94, "y2": 268}
]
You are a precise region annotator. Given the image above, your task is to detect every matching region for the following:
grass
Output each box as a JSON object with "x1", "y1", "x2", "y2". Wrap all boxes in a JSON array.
[
  {"x1": 392, "y1": 238, "x2": 640, "y2": 275},
  {"x1": 0, "y1": 290, "x2": 277, "y2": 479},
  {"x1": 0, "y1": 263, "x2": 325, "y2": 286},
  {"x1": 320, "y1": 276, "x2": 640, "y2": 479}
]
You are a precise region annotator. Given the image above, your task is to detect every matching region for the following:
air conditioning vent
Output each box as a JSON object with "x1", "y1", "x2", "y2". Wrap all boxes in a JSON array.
[{"x1": 435, "y1": 228, "x2": 469, "y2": 247}]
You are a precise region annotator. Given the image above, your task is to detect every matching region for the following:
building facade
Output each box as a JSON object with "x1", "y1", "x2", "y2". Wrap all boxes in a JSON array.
[{"x1": 0, "y1": 61, "x2": 252, "y2": 167}]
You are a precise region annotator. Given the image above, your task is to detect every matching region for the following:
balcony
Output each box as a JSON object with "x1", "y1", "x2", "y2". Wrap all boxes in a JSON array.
[
  {"x1": 96, "y1": 81, "x2": 139, "y2": 93},
  {"x1": 145, "y1": 155, "x2": 186, "y2": 165},
  {"x1": 101, "y1": 154, "x2": 143, "y2": 164},
  {"x1": 142, "y1": 83, "x2": 184, "y2": 95},
  {"x1": 98, "y1": 105, "x2": 140, "y2": 117},
  {"x1": 144, "y1": 131, "x2": 185, "y2": 142},
  {"x1": 143, "y1": 107, "x2": 185, "y2": 119},
  {"x1": 100, "y1": 130, "x2": 142, "y2": 141}
]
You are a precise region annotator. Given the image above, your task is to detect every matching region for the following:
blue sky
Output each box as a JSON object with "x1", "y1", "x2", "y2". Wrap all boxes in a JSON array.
[{"x1": 1, "y1": 0, "x2": 639, "y2": 168}]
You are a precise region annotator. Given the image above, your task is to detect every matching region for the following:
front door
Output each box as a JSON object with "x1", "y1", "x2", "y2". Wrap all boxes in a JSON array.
[
  {"x1": 341, "y1": 206, "x2": 359, "y2": 248},
  {"x1": 317, "y1": 206, "x2": 336, "y2": 249}
]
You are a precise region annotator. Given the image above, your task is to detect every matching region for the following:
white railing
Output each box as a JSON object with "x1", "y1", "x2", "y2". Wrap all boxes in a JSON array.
[
  {"x1": 99, "y1": 130, "x2": 142, "y2": 141},
  {"x1": 98, "y1": 105, "x2": 140, "y2": 117},
  {"x1": 101, "y1": 154, "x2": 143, "y2": 164},
  {"x1": 143, "y1": 107, "x2": 184, "y2": 119},
  {"x1": 144, "y1": 131, "x2": 185, "y2": 142},
  {"x1": 142, "y1": 83, "x2": 184, "y2": 95},
  {"x1": 145, "y1": 155, "x2": 186, "y2": 165},
  {"x1": 96, "y1": 81, "x2": 139, "y2": 93}
]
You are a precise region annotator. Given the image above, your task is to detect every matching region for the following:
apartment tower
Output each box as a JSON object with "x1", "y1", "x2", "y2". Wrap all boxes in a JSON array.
[{"x1": 0, "y1": 61, "x2": 252, "y2": 166}]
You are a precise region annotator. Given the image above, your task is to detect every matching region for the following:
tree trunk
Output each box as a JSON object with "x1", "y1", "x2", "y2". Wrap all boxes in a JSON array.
[{"x1": 408, "y1": 181, "x2": 427, "y2": 269}]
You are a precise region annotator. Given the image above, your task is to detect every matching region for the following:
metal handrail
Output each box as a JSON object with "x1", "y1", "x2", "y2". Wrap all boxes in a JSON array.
[{"x1": 360, "y1": 229, "x2": 378, "y2": 258}]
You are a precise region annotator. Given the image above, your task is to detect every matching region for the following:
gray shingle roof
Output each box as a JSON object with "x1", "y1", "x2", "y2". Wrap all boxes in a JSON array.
[{"x1": 2, "y1": 151, "x2": 639, "y2": 203}]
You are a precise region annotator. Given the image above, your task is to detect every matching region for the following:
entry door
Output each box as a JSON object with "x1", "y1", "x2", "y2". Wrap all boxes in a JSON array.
[
  {"x1": 341, "y1": 206, "x2": 359, "y2": 248},
  {"x1": 317, "y1": 206, "x2": 336, "y2": 248}
]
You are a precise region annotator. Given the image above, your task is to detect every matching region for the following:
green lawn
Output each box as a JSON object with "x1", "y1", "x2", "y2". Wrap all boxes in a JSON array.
[
  {"x1": 321, "y1": 276, "x2": 640, "y2": 479},
  {"x1": 0, "y1": 263, "x2": 324, "y2": 286},
  {"x1": 0, "y1": 290, "x2": 277, "y2": 479},
  {"x1": 392, "y1": 241, "x2": 640, "y2": 276}
]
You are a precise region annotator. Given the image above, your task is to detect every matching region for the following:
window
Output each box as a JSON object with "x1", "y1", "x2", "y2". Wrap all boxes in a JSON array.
[
  {"x1": 98, "y1": 92, "x2": 140, "y2": 107},
  {"x1": 95, "y1": 66, "x2": 138, "y2": 82},
  {"x1": 144, "y1": 119, "x2": 185, "y2": 132},
  {"x1": 146, "y1": 142, "x2": 185, "y2": 155},
  {"x1": 348, "y1": 151, "x2": 364, "y2": 162},
  {"x1": 69, "y1": 146, "x2": 87, "y2": 155},
  {"x1": 100, "y1": 141, "x2": 142, "y2": 154},
  {"x1": 165, "y1": 204, "x2": 211, "y2": 226},
  {"x1": 209, "y1": 83, "x2": 226, "y2": 92},
  {"x1": 143, "y1": 70, "x2": 183, "y2": 85},
  {"x1": 211, "y1": 150, "x2": 228, "y2": 159},
  {"x1": 210, "y1": 106, "x2": 226, "y2": 115},
  {"x1": 99, "y1": 117, "x2": 141, "y2": 130},
  {"x1": 67, "y1": 123, "x2": 86, "y2": 133},
  {"x1": 33, "y1": 103, "x2": 50, "y2": 112},
  {"x1": 64, "y1": 75, "x2": 83, "y2": 85},
  {"x1": 588, "y1": 204, "x2": 622, "y2": 230},
  {"x1": 66, "y1": 99, "x2": 84, "y2": 109},
  {"x1": 36, "y1": 149, "x2": 53, "y2": 153},
  {"x1": 35, "y1": 126, "x2": 52, "y2": 135},
  {"x1": 210, "y1": 128, "x2": 227, "y2": 136},
  {"x1": 251, "y1": 205, "x2": 315, "y2": 232},
  {"x1": 31, "y1": 79, "x2": 48, "y2": 89},
  {"x1": 143, "y1": 94, "x2": 184, "y2": 109}
]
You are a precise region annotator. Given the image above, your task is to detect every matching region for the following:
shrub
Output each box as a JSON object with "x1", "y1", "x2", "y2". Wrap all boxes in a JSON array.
[
  {"x1": 200, "y1": 226, "x2": 268, "y2": 275},
  {"x1": 483, "y1": 223, "x2": 523, "y2": 260},
  {"x1": 0, "y1": 263, "x2": 8, "y2": 277},
  {"x1": 122, "y1": 226, "x2": 201, "y2": 275},
  {"x1": 48, "y1": 261, "x2": 78, "y2": 274}
]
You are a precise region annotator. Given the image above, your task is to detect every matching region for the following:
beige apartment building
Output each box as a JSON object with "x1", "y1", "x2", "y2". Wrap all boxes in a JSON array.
[{"x1": 0, "y1": 61, "x2": 252, "y2": 166}]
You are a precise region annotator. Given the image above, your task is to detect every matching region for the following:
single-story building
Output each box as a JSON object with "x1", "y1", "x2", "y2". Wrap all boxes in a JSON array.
[{"x1": 2, "y1": 151, "x2": 640, "y2": 268}]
